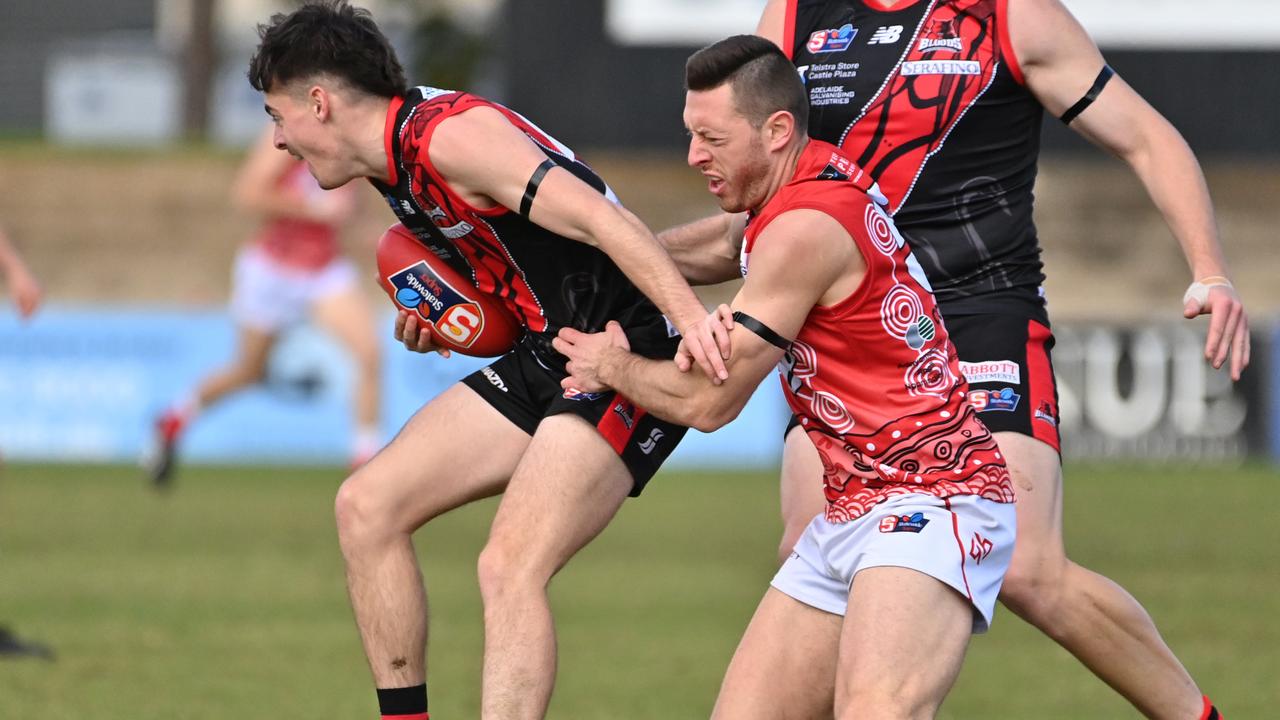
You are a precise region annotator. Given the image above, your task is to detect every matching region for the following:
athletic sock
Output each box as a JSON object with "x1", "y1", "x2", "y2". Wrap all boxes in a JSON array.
[
  {"x1": 1200, "y1": 696, "x2": 1222, "y2": 720},
  {"x1": 161, "y1": 394, "x2": 200, "y2": 439},
  {"x1": 377, "y1": 683, "x2": 428, "y2": 720},
  {"x1": 352, "y1": 424, "x2": 382, "y2": 466}
]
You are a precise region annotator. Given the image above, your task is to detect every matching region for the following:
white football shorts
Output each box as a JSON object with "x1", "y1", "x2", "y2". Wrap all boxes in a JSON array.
[
  {"x1": 771, "y1": 493, "x2": 1016, "y2": 633},
  {"x1": 230, "y1": 246, "x2": 358, "y2": 332}
]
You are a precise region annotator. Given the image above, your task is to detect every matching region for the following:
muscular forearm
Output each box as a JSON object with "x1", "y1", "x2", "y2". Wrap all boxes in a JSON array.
[
  {"x1": 604, "y1": 210, "x2": 711, "y2": 331},
  {"x1": 0, "y1": 236, "x2": 29, "y2": 280},
  {"x1": 657, "y1": 213, "x2": 744, "y2": 285},
  {"x1": 596, "y1": 346, "x2": 736, "y2": 432},
  {"x1": 1124, "y1": 123, "x2": 1229, "y2": 280}
]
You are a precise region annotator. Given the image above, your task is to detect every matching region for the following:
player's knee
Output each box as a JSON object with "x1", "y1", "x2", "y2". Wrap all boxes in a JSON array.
[
  {"x1": 334, "y1": 475, "x2": 394, "y2": 548},
  {"x1": 476, "y1": 538, "x2": 544, "y2": 603},
  {"x1": 837, "y1": 686, "x2": 936, "y2": 720},
  {"x1": 998, "y1": 550, "x2": 1068, "y2": 621}
]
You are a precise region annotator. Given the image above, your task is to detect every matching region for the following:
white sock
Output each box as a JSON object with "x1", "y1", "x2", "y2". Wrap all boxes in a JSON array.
[{"x1": 353, "y1": 425, "x2": 382, "y2": 459}]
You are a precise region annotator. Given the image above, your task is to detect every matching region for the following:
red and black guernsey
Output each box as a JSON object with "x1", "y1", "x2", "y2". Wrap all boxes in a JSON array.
[
  {"x1": 785, "y1": 0, "x2": 1045, "y2": 318},
  {"x1": 369, "y1": 86, "x2": 678, "y2": 370}
]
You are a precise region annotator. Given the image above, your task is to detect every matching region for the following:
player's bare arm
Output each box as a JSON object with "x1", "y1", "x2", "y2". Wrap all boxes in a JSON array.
[
  {"x1": 0, "y1": 226, "x2": 42, "y2": 320},
  {"x1": 1011, "y1": 0, "x2": 1249, "y2": 379},
  {"x1": 555, "y1": 209, "x2": 862, "y2": 431},
  {"x1": 754, "y1": 0, "x2": 787, "y2": 48},
  {"x1": 429, "y1": 106, "x2": 734, "y2": 381},
  {"x1": 657, "y1": 212, "x2": 747, "y2": 285}
]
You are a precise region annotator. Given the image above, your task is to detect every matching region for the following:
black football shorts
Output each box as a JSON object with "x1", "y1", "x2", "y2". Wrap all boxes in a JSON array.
[{"x1": 462, "y1": 343, "x2": 687, "y2": 496}]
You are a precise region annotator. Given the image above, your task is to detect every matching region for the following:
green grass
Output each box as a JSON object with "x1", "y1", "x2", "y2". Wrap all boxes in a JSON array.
[{"x1": 0, "y1": 462, "x2": 1275, "y2": 719}]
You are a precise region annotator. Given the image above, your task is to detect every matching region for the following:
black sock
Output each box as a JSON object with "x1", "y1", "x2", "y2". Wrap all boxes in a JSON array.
[{"x1": 376, "y1": 683, "x2": 428, "y2": 718}]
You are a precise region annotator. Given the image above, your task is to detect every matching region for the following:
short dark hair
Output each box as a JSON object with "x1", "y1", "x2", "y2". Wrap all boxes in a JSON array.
[
  {"x1": 248, "y1": 0, "x2": 407, "y2": 98},
  {"x1": 685, "y1": 34, "x2": 808, "y2": 131}
]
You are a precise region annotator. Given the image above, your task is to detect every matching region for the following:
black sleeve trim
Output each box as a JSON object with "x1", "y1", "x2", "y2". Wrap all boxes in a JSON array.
[
  {"x1": 732, "y1": 311, "x2": 792, "y2": 351},
  {"x1": 1059, "y1": 65, "x2": 1115, "y2": 125},
  {"x1": 519, "y1": 158, "x2": 557, "y2": 217}
]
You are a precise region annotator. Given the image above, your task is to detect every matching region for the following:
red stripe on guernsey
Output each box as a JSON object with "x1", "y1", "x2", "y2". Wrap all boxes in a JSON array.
[
  {"x1": 781, "y1": 0, "x2": 798, "y2": 59},
  {"x1": 840, "y1": 0, "x2": 1002, "y2": 213},
  {"x1": 1025, "y1": 319, "x2": 1061, "y2": 451},
  {"x1": 381, "y1": 714, "x2": 429, "y2": 720},
  {"x1": 399, "y1": 91, "x2": 550, "y2": 332},
  {"x1": 597, "y1": 396, "x2": 646, "y2": 456},
  {"x1": 383, "y1": 96, "x2": 405, "y2": 184},
  {"x1": 945, "y1": 498, "x2": 974, "y2": 602},
  {"x1": 995, "y1": 0, "x2": 1025, "y2": 85}
]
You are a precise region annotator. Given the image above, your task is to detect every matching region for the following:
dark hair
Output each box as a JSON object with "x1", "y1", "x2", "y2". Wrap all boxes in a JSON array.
[
  {"x1": 248, "y1": 0, "x2": 407, "y2": 98},
  {"x1": 685, "y1": 34, "x2": 808, "y2": 131}
]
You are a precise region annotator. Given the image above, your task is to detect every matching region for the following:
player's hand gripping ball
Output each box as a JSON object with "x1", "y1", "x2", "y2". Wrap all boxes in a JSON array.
[{"x1": 375, "y1": 223, "x2": 520, "y2": 357}]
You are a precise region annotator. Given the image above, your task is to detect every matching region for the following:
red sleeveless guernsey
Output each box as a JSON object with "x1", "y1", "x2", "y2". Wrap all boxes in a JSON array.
[
  {"x1": 743, "y1": 140, "x2": 1014, "y2": 523},
  {"x1": 254, "y1": 159, "x2": 342, "y2": 270}
]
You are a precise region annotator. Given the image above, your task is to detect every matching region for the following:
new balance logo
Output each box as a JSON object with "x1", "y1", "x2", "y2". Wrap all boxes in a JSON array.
[
  {"x1": 638, "y1": 428, "x2": 665, "y2": 455},
  {"x1": 868, "y1": 25, "x2": 904, "y2": 45}
]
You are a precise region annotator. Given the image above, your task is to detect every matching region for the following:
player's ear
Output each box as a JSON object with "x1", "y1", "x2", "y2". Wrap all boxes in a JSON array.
[
  {"x1": 764, "y1": 109, "x2": 796, "y2": 152},
  {"x1": 309, "y1": 85, "x2": 330, "y2": 121}
]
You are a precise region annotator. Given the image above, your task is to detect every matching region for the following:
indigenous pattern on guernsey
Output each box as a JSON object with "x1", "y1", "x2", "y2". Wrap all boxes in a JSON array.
[
  {"x1": 742, "y1": 139, "x2": 1014, "y2": 523},
  {"x1": 786, "y1": 0, "x2": 1046, "y2": 315},
  {"x1": 369, "y1": 86, "x2": 678, "y2": 371}
]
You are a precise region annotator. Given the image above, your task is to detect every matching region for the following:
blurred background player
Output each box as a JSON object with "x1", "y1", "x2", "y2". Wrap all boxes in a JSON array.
[
  {"x1": 0, "y1": 225, "x2": 41, "y2": 321},
  {"x1": 147, "y1": 123, "x2": 383, "y2": 486},
  {"x1": 0, "y1": 222, "x2": 52, "y2": 660}
]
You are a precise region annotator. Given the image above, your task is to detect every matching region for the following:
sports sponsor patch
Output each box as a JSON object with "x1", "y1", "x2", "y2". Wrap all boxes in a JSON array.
[
  {"x1": 968, "y1": 387, "x2": 1020, "y2": 412},
  {"x1": 481, "y1": 366, "x2": 508, "y2": 393},
  {"x1": 879, "y1": 512, "x2": 930, "y2": 534},
  {"x1": 1034, "y1": 400, "x2": 1058, "y2": 427},
  {"x1": 807, "y1": 24, "x2": 857, "y2": 54},
  {"x1": 867, "y1": 25, "x2": 903, "y2": 45},
  {"x1": 387, "y1": 261, "x2": 485, "y2": 349},
  {"x1": 563, "y1": 388, "x2": 606, "y2": 401},
  {"x1": 900, "y1": 60, "x2": 980, "y2": 76},
  {"x1": 959, "y1": 360, "x2": 1021, "y2": 385}
]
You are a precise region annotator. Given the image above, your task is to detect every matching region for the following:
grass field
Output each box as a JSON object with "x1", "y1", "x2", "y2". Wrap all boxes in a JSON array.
[{"x1": 0, "y1": 462, "x2": 1275, "y2": 719}]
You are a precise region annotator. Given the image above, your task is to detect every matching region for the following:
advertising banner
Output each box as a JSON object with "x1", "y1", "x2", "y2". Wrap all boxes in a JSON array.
[
  {"x1": 1051, "y1": 322, "x2": 1265, "y2": 461},
  {"x1": 0, "y1": 308, "x2": 788, "y2": 469}
]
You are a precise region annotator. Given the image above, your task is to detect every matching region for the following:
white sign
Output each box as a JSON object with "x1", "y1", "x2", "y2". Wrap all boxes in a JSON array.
[
  {"x1": 1064, "y1": 0, "x2": 1280, "y2": 49},
  {"x1": 606, "y1": 0, "x2": 1280, "y2": 49},
  {"x1": 606, "y1": 0, "x2": 768, "y2": 46}
]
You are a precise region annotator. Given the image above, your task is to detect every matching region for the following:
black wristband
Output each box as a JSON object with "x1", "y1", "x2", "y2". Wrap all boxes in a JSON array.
[
  {"x1": 519, "y1": 158, "x2": 557, "y2": 217},
  {"x1": 732, "y1": 311, "x2": 791, "y2": 351},
  {"x1": 1060, "y1": 65, "x2": 1115, "y2": 125}
]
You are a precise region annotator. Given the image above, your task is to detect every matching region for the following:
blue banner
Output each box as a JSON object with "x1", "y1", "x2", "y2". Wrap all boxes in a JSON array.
[{"x1": 0, "y1": 307, "x2": 788, "y2": 469}]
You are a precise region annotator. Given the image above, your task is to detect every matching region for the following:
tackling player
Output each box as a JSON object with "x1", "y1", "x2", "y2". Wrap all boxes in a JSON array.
[
  {"x1": 556, "y1": 35, "x2": 1015, "y2": 719},
  {"x1": 247, "y1": 3, "x2": 732, "y2": 719},
  {"x1": 660, "y1": 2, "x2": 1240, "y2": 717}
]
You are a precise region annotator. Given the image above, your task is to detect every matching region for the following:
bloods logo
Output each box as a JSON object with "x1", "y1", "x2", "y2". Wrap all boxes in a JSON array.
[
  {"x1": 1034, "y1": 400, "x2": 1058, "y2": 427},
  {"x1": 918, "y1": 18, "x2": 964, "y2": 53},
  {"x1": 807, "y1": 24, "x2": 857, "y2": 53},
  {"x1": 879, "y1": 512, "x2": 930, "y2": 534},
  {"x1": 387, "y1": 261, "x2": 486, "y2": 349}
]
